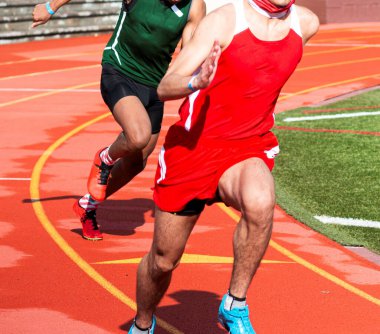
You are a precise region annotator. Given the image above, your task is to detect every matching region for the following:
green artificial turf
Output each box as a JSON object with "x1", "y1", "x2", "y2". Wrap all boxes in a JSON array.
[{"x1": 273, "y1": 89, "x2": 380, "y2": 254}]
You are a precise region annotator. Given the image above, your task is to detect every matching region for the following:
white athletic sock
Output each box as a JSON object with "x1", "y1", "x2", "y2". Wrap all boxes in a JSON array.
[
  {"x1": 225, "y1": 292, "x2": 247, "y2": 310},
  {"x1": 79, "y1": 194, "x2": 101, "y2": 211},
  {"x1": 131, "y1": 322, "x2": 153, "y2": 334},
  {"x1": 131, "y1": 326, "x2": 151, "y2": 334},
  {"x1": 100, "y1": 146, "x2": 116, "y2": 166}
]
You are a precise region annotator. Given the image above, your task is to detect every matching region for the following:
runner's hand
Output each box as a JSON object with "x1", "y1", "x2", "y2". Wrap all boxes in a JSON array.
[
  {"x1": 192, "y1": 41, "x2": 221, "y2": 90},
  {"x1": 31, "y1": 3, "x2": 52, "y2": 28}
]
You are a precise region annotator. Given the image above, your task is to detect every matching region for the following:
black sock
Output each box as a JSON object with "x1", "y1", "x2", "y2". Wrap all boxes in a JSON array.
[
  {"x1": 133, "y1": 322, "x2": 151, "y2": 334},
  {"x1": 228, "y1": 291, "x2": 246, "y2": 302}
]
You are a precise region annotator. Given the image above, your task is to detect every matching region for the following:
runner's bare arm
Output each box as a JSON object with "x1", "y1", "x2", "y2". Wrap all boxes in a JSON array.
[
  {"x1": 181, "y1": 0, "x2": 206, "y2": 47},
  {"x1": 158, "y1": 5, "x2": 234, "y2": 101},
  {"x1": 297, "y1": 6, "x2": 319, "y2": 45},
  {"x1": 32, "y1": 0, "x2": 72, "y2": 28}
]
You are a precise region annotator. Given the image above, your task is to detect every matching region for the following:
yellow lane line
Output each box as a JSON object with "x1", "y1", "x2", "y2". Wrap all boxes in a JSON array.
[
  {"x1": 278, "y1": 73, "x2": 380, "y2": 101},
  {"x1": 30, "y1": 114, "x2": 183, "y2": 334},
  {"x1": 21, "y1": 40, "x2": 380, "y2": 333},
  {"x1": 4, "y1": 53, "x2": 375, "y2": 87},
  {"x1": 296, "y1": 57, "x2": 380, "y2": 72},
  {"x1": 0, "y1": 45, "x2": 370, "y2": 82},
  {"x1": 315, "y1": 33, "x2": 380, "y2": 43},
  {"x1": 217, "y1": 203, "x2": 380, "y2": 306},
  {"x1": 0, "y1": 29, "x2": 360, "y2": 70},
  {"x1": 1, "y1": 70, "x2": 379, "y2": 109},
  {"x1": 316, "y1": 27, "x2": 380, "y2": 34},
  {"x1": 0, "y1": 81, "x2": 99, "y2": 108},
  {"x1": 94, "y1": 253, "x2": 294, "y2": 265},
  {"x1": 5, "y1": 43, "x2": 352, "y2": 68},
  {"x1": 0, "y1": 64, "x2": 99, "y2": 81},
  {"x1": 0, "y1": 51, "x2": 102, "y2": 66},
  {"x1": 304, "y1": 45, "x2": 369, "y2": 56}
]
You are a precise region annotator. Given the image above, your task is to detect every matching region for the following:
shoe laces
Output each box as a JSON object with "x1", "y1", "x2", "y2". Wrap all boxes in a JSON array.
[
  {"x1": 97, "y1": 162, "x2": 113, "y2": 185},
  {"x1": 222, "y1": 305, "x2": 252, "y2": 333},
  {"x1": 233, "y1": 307, "x2": 252, "y2": 332},
  {"x1": 83, "y1": 210, "x2": 99, "y2": 230}
]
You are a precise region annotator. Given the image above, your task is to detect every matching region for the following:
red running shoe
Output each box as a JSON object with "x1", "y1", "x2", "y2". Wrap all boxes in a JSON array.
[
  {"x1": 87, "y1": 148, "x2": 113, "y2": 201},
  {"x1": 73, "y1": 200, "x2": 103, "y2": 241}
]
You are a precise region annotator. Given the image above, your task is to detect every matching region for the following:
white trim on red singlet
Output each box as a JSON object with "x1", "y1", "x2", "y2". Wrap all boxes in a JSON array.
[
  {"x1": 184, "y1": 90, "x2": 201, "y2": 131},
  {"x1": 233, "y1": 1, "x2": 302, "y2": 37},
  {"x1": 156, "y1": 146, "x2": 167, "y2": 184},
  {"x1": 233, "y1": 0, "x2": 248, "y2": 35},
  {"x1": 289, "y1": 5, "x2": 302, "y2": 37}
]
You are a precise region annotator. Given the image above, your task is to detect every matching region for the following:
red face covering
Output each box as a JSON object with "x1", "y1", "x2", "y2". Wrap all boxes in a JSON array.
[{"x1": 252, "y1": 0, "x2": 295, "y2": 14}]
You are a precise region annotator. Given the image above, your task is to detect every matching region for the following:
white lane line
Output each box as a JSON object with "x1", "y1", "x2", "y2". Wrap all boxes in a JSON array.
[
  {"x1": 308, "y1": 43, "x2": 380, "y2": 48},
  {"x1": 0, "y1": 88, "x2": 99, "y2": 93},
  {"x1": 0, "y1": 178, "x2": 31, "y2": 181},
  {"x1": 315, "y1": 216, "x2": 380, "y2": 229},
  {"x1": 283, "y1": 111, "x2": 380, "y2": 122},
  {"x1": 0, "y1": 89, "x2": 286, "y2": 98}
]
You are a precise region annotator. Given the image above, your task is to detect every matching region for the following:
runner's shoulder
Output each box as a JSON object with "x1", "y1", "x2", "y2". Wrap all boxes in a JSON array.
[{"x1": 296, "y1": 5, "x2": 320, "y2": 40}]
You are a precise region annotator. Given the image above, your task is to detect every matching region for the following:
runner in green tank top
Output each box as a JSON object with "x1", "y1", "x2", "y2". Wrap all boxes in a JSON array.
[
  {"x1": 103, "y1": 0, "x2": 194, "y2": 87},
  {"x1": 32, "y1": 0, "x2": 206, "y2": 242}
]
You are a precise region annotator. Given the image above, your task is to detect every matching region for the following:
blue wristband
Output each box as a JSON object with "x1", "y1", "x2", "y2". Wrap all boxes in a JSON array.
[
  {"x1": 45, "y1": 2, "x2": 55, "y2": 15},
  {"x1": 187, "y1": 77, "x2": 196, "y2": 92}
]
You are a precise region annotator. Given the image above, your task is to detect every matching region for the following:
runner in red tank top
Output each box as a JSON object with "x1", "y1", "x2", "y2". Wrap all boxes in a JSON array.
[{"x1": 128, "y1": 1, "x2": 319, "y2": 333}]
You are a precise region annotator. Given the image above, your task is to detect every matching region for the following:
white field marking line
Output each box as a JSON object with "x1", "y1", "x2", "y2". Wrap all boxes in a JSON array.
[
  {"x1": 0, "y1": 177, "x2": 31, "y2": 181},
  {"x1": 315, "y1": 216, "x2": 380, "y2": 229},
  {"x1": 283, "y1": 111, "x2": 380, "y2": 122},
  {"x1": 308, "y1": 43, "x2": 380, "y2": 48},
  {"x1": 0, "y1": 88, "x2": 99, "y2": 93}
]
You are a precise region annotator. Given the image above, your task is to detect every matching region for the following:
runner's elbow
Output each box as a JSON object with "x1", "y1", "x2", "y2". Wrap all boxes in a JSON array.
[{"x1": 157, "y1": 82, "x2": 169, "y2": 101}]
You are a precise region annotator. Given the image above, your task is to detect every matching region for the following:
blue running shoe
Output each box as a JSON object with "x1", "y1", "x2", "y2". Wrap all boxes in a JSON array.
[
  {"x1": 128, "y1": 316, "x2": 156, "y2": 334},
  {"x1": 218, "y1": 294, "x2": 256, "y2": 334}
]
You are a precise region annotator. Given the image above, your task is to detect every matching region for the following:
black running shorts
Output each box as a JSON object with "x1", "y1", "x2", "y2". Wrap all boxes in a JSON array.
[
  {"x1": 171, "y1": 199, "x2": 207, "y2": 216},
  {"x1": 100, "y1": 63, "x2": 164, "y2": 134}
]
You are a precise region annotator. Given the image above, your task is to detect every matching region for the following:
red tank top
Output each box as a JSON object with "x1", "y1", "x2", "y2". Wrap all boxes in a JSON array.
[{"x1": 171, "y1": 3, "x2": 303, "y2": 143}]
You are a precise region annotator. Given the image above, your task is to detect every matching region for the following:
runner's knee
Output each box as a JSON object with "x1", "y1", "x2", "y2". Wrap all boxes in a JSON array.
[
  {"x1": 122, "y1": 128, "x2": 151, "y2": 152},
  {"x1": 241, "y1": 190, "x2": 275, "y2": 226},
  {"x1": 151, "y1": 254, "x2": 179, "y2": 277}
]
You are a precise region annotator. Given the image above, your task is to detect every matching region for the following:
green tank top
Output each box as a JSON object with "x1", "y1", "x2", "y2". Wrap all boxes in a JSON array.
[{"x1": 102, "y1": 0, "x2": 192, "y2": 87}]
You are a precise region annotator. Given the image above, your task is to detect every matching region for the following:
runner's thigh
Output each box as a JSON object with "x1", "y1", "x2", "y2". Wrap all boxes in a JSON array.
[{"x1": 218, "y1": 157, "x2": 275, "y2": 212}]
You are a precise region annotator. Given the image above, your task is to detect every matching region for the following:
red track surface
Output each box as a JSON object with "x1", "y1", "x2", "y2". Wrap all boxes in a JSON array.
[{"x1": 1, "y1": 23, "x2": 380, "y2": 334}]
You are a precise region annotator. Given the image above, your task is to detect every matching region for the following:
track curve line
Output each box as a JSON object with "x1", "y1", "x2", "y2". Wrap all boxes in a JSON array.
[
  {"x1": 2, "y1": 72, "x2": 378, "y2": 110},
  {"x1": 279, "y1": 73, "x2": 380, "y2": 100},
  {"x1": 275, "y1": 126, "x2": 380, "y2": 137},
  {"x1": 296, "y1": 57, "x2": 380, "y2": 72},
  {"x1": 29, "y1": 111, "x2": 380, "y2": 316},
  {"x1": 217, "y1": 204, "x2": 380, "y2": 307},
  {"x1": 29, "y1": 113, "x2": 184, "y2": 334}
]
